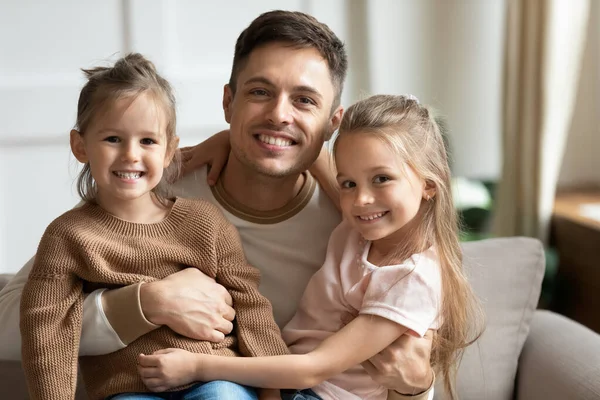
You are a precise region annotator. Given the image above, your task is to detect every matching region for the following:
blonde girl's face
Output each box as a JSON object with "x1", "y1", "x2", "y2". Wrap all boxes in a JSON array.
[
  {"x1": 71, "y1": 92, "x2": 176, "y2": 208},
  {"x1": 335, "y1": 131, "x2": 427, "y2": 244}
]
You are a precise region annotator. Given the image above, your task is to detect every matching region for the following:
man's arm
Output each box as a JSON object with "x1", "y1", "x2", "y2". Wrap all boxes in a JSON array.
[
  {"x1": 0, "y1": 256, "x2": 127, "y2": 360},
  {"x1": 363, "y1": 331, "x2": 435, "y2": 400},
  {"x1": 0, "y1": 259, "x2": 236, "y2": 361}
]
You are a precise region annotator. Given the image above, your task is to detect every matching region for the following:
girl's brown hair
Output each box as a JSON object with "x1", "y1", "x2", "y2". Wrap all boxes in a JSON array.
[
  {"x1": 334, "y1": 94, "x2": 484, "y2": 399},
  {"x1": 74, "y1": 53, "x2": 179, "y2": 203}
]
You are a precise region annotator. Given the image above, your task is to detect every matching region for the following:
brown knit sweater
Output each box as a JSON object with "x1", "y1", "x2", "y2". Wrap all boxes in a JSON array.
[{"x1": 20, "y1": 197, "x2": 289, "y2": 400}]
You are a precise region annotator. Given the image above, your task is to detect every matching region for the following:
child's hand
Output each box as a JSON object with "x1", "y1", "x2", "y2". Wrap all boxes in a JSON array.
[
  {"x1": 180, "y1": 129, "x2": 231, "y2": 185},
  {"x1": 137, "y1": 349, "x2": 200, "y2": 392}
]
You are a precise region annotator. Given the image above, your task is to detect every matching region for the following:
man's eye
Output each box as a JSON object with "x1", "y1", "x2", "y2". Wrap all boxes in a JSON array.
[
  {"x1": 104, "y1": 136, "x2": 119, "y2": 143},
  {"x1": 373, "y1": 175, "x2": 391, "y2": 184},
  {"x1": 141, "y1": 138, "x2": 156, "y2": 145},
  {"x1": 250, "y1": 89, "x2": 268, "y2": 96},
  {"x1": 297, "y1": 97, "x2": 316, "y2": 105}
]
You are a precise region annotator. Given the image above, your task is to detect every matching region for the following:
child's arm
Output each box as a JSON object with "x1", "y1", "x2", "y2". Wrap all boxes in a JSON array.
[
  {"x1": 179, "y1": 129, "x2": 231, "y2": 184},
  {"x1": 20, "y1": 233, "x2": 84, "y2": 400},
  {"x1": 139, "y1": 313, "x2": 408, "y2": 391},
  {"x1": 213, "y1": 215, "x2": 289, "y2": 358},
  {"x1": 309, "y1": 146, "x2": 340, "y2": 210}
]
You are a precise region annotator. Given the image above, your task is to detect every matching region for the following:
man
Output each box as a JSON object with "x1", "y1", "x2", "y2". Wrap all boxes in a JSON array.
[{"x1": 0, "y1": 10, "x2": 434, "y2": 399}]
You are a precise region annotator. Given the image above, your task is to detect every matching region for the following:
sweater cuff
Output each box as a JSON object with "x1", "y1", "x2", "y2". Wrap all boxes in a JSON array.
[
  {"x1": 102, "y1": 282, "x2": 160, "y2": 345},
  {"x1": 388, "y1": 371, "x2": 435, "y2": 400}
]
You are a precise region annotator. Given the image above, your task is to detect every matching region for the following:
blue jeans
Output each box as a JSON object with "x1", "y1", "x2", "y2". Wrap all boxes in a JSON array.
[
  {"x1": 281, "y1": 388, "x2": 323, "y2": 400},
  {"x1": 107, "y1": 380, "x2": 258, "y2": 400}
]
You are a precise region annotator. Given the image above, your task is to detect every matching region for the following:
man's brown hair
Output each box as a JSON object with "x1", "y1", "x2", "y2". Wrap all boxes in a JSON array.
[{"x1": 229, "y1": 10, "x2": 348, "y2": 110}]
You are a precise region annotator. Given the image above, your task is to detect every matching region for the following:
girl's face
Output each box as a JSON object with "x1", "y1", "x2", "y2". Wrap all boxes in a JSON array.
[
  {"x1": 71, "y1": 92, "x2": 176, "y2": 208},
  {"x1": 335, "y1": 131, "x2": 427, "y2": 245}
]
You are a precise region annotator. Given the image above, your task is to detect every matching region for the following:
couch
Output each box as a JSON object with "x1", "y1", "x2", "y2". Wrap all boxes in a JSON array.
[{"x1": 1, "y1": 237, "x2": 599, "y2": 399}]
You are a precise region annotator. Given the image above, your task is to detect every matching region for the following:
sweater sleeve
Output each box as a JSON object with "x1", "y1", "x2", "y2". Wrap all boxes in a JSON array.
[
  {"x1": 214, "y1": 218, "x2": 289, "y2": 357},
  {"x1": 20, "y1": 233, "x2": 84, "y2": 400}
]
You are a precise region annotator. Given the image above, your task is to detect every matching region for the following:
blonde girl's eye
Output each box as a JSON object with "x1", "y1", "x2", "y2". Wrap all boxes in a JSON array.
[
  {"x1": 340, "y1": 180, "x2": 356, "y2": 189},
  {"x1": 140, "y1": 138, "x2": 156, "y2": 145},
  {"x1": 104, "y1": 136, "x2": 120, "y2": 143},
  {"x1": 373, "y1": 175, "x2": 391, "y2": 184}
]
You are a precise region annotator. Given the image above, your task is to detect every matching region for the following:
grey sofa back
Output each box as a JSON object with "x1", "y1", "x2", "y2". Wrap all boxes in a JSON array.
[{"x1": 434, "y1": 237, "x2": 545, "y2": 399}]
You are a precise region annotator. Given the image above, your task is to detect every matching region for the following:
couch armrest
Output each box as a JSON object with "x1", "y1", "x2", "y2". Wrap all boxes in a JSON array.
[{"x1": 516, "y1": 310, "x2": 600, "y2": 400}]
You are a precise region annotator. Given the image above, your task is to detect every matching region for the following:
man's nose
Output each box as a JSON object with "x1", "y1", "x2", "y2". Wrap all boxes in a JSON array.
[{"x1": 267, "y1": 96, "x2": 293, "y2": 126}]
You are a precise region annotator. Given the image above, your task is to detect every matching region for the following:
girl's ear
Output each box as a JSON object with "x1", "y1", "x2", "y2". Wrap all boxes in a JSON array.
[
  {"x1": 164, "y1": 136, "x2": 180, "y2": 168},
  {"x1": 423, "y1": 179, "x2": 437, "y2": 200},
  {"x1": 70, "y1": 130, "x2": 88, "y2": 163}
]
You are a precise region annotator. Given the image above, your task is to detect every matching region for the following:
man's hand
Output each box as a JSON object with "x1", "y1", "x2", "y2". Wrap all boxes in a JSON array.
[
  {"x1": 138, "y1": 349, "x2": 199, "y2": 392},
  {"x1": 140, "y1": 268, "x2": 235, "y2": 342},
  {"x1": 180, "y1": 129, "x2": 231, "y2": 184},
  {"x1": 362, "y1": 330, "x2": 434, "y2": 395}
]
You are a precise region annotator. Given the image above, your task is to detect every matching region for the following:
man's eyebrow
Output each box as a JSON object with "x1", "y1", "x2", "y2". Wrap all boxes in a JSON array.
[{"x1": 243, "y1": 76, "x2": 323, "y2": 99}]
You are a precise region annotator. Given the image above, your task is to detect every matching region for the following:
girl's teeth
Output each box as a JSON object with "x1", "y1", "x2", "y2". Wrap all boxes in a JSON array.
[
  {"x1": 258, "y1": 134, "x2": 293, "y2": 147},
  {"x1": 359, "y1": 212, "x2": 385, "y2": 221},
  {"x1": 115, "y1": 172, "x2": 142, "y2": 179}
]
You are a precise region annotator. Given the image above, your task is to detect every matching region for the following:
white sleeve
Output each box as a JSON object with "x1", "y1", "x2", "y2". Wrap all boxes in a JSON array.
[{"x1": 0, "y1": 255, "x2": 125, "y2": 360}]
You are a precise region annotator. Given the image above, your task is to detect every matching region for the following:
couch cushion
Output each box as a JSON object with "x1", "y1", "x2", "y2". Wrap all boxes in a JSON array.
[
  {"x1": 434, "y1": 237, "x2": 545, "y2": 399},
  {"x1": 0, "y1": 274, "x2": 13, "y2": 291}
]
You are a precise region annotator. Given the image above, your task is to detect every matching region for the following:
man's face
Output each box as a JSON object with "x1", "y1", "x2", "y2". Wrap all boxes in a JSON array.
[{"x1": 223, "y1": 42, "x2": 342, "y2": 178}]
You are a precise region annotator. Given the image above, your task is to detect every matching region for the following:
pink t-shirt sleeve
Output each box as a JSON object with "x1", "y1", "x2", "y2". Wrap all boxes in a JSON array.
[{"x1": 359, "y1": 250, "x2": 442, "y2": 337}]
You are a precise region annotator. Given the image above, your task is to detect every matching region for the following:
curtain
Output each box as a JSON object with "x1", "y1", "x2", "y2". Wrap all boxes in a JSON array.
[{"x1": 492, "y1": 0, "x2": 590, "y2": 243}]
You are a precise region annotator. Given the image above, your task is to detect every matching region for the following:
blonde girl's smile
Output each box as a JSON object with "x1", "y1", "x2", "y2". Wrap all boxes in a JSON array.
[{"x1": 355, "y1": 211, "x2": 389, "y2": 222}]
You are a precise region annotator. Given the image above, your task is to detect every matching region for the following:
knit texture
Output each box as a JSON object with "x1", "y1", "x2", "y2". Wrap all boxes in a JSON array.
[{"x1": 20, "y1": 197, "x2": 289, "y2": 400}]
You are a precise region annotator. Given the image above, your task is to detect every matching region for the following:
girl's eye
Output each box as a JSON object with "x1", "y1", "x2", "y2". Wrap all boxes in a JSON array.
[
  {"x1": 373, "y1": 175, "x2": 391, "y2": 184},
  {"x1": 104, "y1": 136, "x2": 120, "y2": 143},
  {"x1": 140, "y1": 138, "x2": 156, "y2": 145},
  {"x1": 340, "y1": 180, "x2": 356, "y2": 189}
]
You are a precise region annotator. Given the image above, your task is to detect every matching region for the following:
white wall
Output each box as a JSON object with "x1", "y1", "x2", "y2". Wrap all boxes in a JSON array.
[
  {"x1": 0, "y1": 0, "x2": 506, "y2": 273},
  {"x1": 365, "y1": 0, "x2": 505, "y2": 180},
  {"x1": 558, "y1": 0, "x2": 600, "y2": 188}
]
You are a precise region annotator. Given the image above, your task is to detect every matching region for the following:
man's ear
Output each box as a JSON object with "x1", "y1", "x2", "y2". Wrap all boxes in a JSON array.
[
  {"x1": 325, "y1": 106, "x2": 344, "y2": 141},
  {"x1": 70, "y1": 130, "x2": 88, "y2": 163},
  {"x1": 223, "y1": 84, "x2": 234, "y2": 124},
  {"x1": 164, "y1": 136, "x2": 181, "y2": 168}
]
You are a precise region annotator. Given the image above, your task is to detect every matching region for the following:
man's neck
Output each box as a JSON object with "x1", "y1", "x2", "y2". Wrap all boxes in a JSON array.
[{"x1": 220, "y1": 157, "x2": 305, "y2": 212}]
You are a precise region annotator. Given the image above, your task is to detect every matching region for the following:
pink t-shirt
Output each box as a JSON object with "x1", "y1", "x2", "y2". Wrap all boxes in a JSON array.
[{"x1": 283, "y1": 221, "x2": 442, "y2": 400}]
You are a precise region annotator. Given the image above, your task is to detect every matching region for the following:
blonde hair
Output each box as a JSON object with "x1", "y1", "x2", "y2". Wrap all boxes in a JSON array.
[
  {"x1": 334, "y1": 94, "x2": 484, "y2": 399},
  {"x1": 73, "y1": 53, "x2": 179, "y2": 203}
]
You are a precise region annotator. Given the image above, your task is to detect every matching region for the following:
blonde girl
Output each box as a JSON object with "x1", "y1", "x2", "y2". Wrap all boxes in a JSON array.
[
  {"x1": 137, "y1": 94, "x2": 483, "y2": 400},
  {"x1": 20, "y1": 53, "x2": 287, "y2": 400}
]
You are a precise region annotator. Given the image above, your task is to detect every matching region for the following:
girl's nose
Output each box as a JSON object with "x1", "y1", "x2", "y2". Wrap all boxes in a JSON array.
[
  {"x1": 353, "y1": 187, "x2": 374, "y2": 206},
  {"x1": 122, "y1": 142, "x2": 140, "y2": 162}
]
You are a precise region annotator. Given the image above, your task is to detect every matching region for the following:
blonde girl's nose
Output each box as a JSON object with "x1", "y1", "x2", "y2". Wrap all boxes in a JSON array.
[{"x1": 354, "y1": 187, "x2": 374, "y2": 206}]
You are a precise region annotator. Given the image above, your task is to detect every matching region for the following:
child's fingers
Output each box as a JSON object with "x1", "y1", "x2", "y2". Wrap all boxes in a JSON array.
[
  {"x1": 152, "y1": 348, "x2": 177, "y2": 355},
  {"x1": 137, "y1": 364, "x2": 160, "y2": 379},
  {"x1": 137, "y1": 353, "x2": 159, "y2": 367},
  {"x1": 206, "y1": 160, "x2": 224, "y2": 186},
  {"x1": 142, "y1": 377, "x2": 168, "y2": 393}
]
